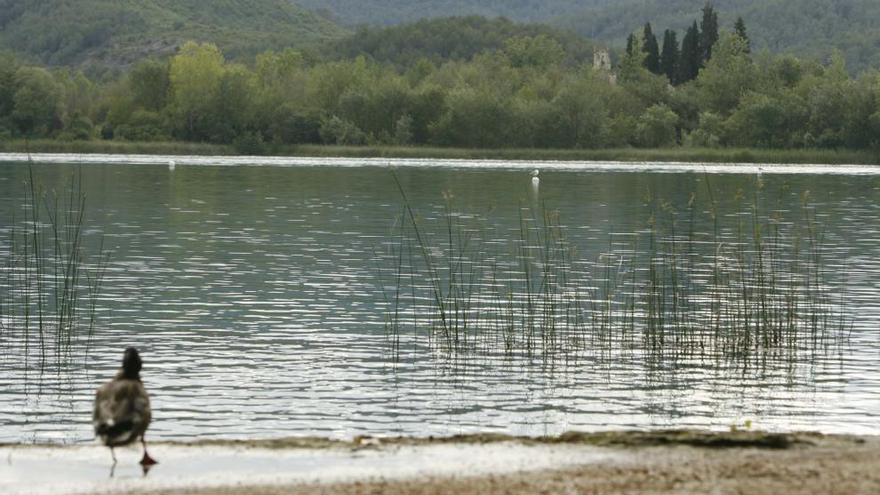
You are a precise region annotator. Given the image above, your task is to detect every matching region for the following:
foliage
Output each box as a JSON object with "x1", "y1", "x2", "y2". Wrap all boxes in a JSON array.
[
  {"x1": 0, "y1": 0, "x2": 345, "y2": 69},
  {"x1": 294, "y1": 0, "x2": 611, "y2": 25},
  {"x1": 642, "y1": 24, "x2": 661, "y2": 75},
  {"x1": 637, "y1": 104, "x2": 679, "y2": 147},
  {"x1": 660, "y1": 30, "x2": 679, "y2": 84},
  {"x1": 298, "y1": 0, "x2": 880, "y2": 75},
  {"x1": 695, "y1": 32, "x2": 757, "y2": 116},
  {"x1": 2, "y1": 13, "x2": 880, "y2": 154},
  {"x1": 554, "y1": 0, "x2": 880, "y2": 75},
  {"x1": 324, "y1": 17, "x2": 594, "y2": 68}
]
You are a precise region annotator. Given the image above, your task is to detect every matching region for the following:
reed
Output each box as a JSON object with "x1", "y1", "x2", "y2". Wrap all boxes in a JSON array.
[
  {"x1": 0, "y1": 164, "x2": 108, "y2": 373},
  {"x1": 381, "y1": 177, "x2": 851, "y2": 372}
]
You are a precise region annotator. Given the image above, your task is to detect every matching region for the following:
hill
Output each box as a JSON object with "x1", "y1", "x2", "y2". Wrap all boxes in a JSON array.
[
  {"x1": 0, "y1": 0, "x2": 346, "y2": 68},
  {"x1": 296, "y1": 0, "x2": 880, "y2": 73},
  {"x1": 552, "y1": 0, "x2": 880, "y2": 73},
  {"x1": 324, "y1": 17, "x2": 597, "y2": 67},
  {"x1": 295, "y1": 0, "x2": 610, "y2": 26}
]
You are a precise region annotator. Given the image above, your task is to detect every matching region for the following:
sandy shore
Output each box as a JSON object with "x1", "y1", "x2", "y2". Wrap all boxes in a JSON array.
[{"x1": 2, "y1": 431, "x2": 878, "y2": 495}]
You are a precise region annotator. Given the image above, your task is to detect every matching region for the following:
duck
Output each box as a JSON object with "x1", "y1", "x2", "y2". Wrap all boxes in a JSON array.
[
  {"x1": 93, "y1": 347, "x2": 157, "y2": 473},
  {"x1": 530, "y1": 169, "x2": 540, "y2": 186}
]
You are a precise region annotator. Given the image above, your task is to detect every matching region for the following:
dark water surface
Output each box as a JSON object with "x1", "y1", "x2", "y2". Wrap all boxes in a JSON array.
[{"x1": 1, "y1": 160, "x2": 879, "y2": 443}]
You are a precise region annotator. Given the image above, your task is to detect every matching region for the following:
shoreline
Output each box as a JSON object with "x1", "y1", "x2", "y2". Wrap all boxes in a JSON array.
[
  {"x1": 1, "y1": 139, "x2": 878, "y2": 166},
  {"x1": 5, "y1": 152, "x2": 880, "y2": 176},
  {"x1": 2, "y1": 431, "x2": 878, "y2": 495}
]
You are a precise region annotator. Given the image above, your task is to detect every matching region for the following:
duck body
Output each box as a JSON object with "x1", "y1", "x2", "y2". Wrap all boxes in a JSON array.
[
  {"x1": 93, "y1": 372, "x2": 152, "y2": 447},
  {"x1": 93, "y1": 347, "x2": 156, "y2": 471}
]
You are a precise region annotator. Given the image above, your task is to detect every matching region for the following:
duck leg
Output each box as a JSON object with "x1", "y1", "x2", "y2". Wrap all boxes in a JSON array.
[
  {"x1": 109, "y1": 447, "x2": 117, "y2": 478},
  {"x1": 140, "y1": 435, "x2": 158, "y2": 473}
]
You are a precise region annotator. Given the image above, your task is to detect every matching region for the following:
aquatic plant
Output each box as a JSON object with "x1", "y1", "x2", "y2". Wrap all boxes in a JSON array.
[
  {"x1": 380, "y1": 176, "x2": 851, "y2": 372},
  {"x1": 0, "y1": 164, "x2": 108, "y2": 373}
]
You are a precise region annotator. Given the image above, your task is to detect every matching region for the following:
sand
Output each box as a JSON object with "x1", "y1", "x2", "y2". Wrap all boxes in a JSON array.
[{"x1": 2, "y1": 431, "x2": 878, "y2": 495}]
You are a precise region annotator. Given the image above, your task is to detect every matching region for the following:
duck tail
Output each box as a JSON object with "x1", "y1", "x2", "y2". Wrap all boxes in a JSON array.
[{"x1": 96, "y1": 419, "x2": 134, "y2": 439}]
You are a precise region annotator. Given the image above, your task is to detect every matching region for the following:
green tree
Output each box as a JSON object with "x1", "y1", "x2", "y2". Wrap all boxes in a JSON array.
[
  {"x1": 204, "y1": 64, "x2": 257, "y2": 143},
  {"x1": 11, "y1": 67, "x2": 61, "y2": 137},
  {"x1": 636, "y1": 103, "x2": 678, "y2": 147},
  {"x1": 700, "y1": 2, "x2": 719, "y2": 65},
  {"x1": 0, "y1": 53, "x2": 21, "y2": 124},
  {"x1": 642, "y1": 23, "x2": 661, "y2": 75},
  {"x1": 733, "y1": 17, "x2": 750, "y2": 54},
  {"x1": 319, "y1": 115, "x2": 366, "y2": 145},
  {"x1": 504, "y1": 35, "x2": 565, "y2": 69},
  {"x1": 114, "y1": 110, "x2": 169, "y2": 142},
  {"x1": 678, "y1": 22, "x2": 701, "y2": 84},
  {"x1": 660, "y1": 29, "x2": 679, "y2": 84},
  {"x1": 168, "y1": 41, "x2": 225, "y2": 140},
  {"x1": 799, "y1": 54, "x2": 851, "y2": 148},
  {"x1": 129, "y1": 59, "x2": 170, "y2": 111},
  {"x1": 407, "y1": 85, "x2": 446, "y2": 144},
  {"x1": 550, "y1": 72, "x2": 610, "y2": 148},
  {"x1": 696, "y1": 32, "x2": 756, "y2": 116},
  {"x1": 619, "y1": 35, "x2": 671, "y2": 111},
  {"x1": 336, "y1": 70, "x2": 412, "y2": 142},
  {"x1": 430, "y1": 87, "x2": 512, "y2": 148},
  {"x1": 724, "y1": 92, "x2": 798, "y2": 148},
  {"x1": 305, "y1": 57, "x2": 371, "y2": 114}
]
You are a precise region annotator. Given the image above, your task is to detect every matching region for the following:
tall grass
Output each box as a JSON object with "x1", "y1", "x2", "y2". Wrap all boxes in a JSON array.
[
  {"x1": 0, "y1": 164, "x2": 108, "y2": 373},
  {"x1": 380, "y1": 177, "x2": 851, "y2": 371}
]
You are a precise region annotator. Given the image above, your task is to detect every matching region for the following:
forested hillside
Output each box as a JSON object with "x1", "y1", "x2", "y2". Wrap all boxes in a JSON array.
[
  {"x1": 324, "y1": 17, "x2": 596, "y2": 67},
  {"x1": 0, "y1": 0, "x2": 346, "y2": 69},
  {"x1": 4, "y1": 27, "x2": 879, "y2": 153},
  {"x1": 294, "y1": 0, "x2": 611, "y2": 26},
  {"x1": 297, "y1": 0, "x2": 880, "y2": 73},
  {"x1": 554, "y1": 0, "x2": 880, "y2": 73}
]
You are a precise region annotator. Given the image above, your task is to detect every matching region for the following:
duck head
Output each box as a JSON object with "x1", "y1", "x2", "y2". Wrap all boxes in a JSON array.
[{"x1": 122, "y1": 347, "x2": 142, "y2": 380}]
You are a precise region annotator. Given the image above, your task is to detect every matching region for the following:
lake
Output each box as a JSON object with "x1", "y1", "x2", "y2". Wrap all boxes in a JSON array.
[{"x1": 1, "y1": 155, "x2": 879, "y2": 444}]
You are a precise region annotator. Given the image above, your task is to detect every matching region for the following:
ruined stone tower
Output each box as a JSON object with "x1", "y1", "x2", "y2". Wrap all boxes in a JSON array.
[{"x1": 593, "y1": 48, "x2": 612, "y2": 72}]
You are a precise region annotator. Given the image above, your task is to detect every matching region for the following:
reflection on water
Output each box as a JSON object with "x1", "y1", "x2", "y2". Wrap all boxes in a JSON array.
[{"x1": 0, "y1": 161, "x2": 879, "y2": 443}]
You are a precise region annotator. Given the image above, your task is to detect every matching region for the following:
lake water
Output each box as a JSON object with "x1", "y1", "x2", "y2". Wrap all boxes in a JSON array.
[{"x1": 1, "y1": 156, "x2": 879, "y2": 444}]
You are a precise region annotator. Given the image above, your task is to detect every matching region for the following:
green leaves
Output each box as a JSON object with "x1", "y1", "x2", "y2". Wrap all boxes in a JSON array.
[{"x1": 11, "y1": 67, "x2": 61, "y2": 137}]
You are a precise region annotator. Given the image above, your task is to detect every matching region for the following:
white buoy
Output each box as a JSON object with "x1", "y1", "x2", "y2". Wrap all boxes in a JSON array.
[
  {"x1": 168, "y1": 160, "x2": 176, "y2": 171},
  {"x1": 530, "y1": 169, "x2": 540, "y2": 201}
]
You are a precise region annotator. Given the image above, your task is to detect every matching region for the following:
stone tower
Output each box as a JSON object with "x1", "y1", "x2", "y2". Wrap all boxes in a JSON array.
[{"x1": 593, "y1": 48, "x2": 612, "y2": 72}]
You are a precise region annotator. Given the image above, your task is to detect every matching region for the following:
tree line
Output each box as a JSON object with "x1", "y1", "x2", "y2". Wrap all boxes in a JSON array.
[
  {"x1": 1, "y1": 13, "x2": 879, "y2": 152},
  {"x1": 628, "y1": 3, "x2": 746, "y2": 86}
]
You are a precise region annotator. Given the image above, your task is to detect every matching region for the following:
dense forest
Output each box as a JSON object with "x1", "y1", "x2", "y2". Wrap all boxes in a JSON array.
[
  {"x1": 0, "y1": 0, "x2": 344, "y2": 69},
  {"x1": 294, "y1": 0, "x2": 610, "y2": 25},
  {"x1": 297, "y1": 0, "x2": 880, "y2": 74},
  {"x1": 325, "y1": 17, "x2": 597, "y2": 68},
  {"x1": 555, "y1": 0, "x2": 880, "y2": 74},
  {"x1": 1, "y1": 13, "x2": 879, "y2": 152}
]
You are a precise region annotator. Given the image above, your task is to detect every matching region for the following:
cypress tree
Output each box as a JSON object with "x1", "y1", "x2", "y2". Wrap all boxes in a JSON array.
[
  {"x1": 660, "y1": 29, "x2": 679, "y2": 84},
  {"x1": 642, "y1": 23, "x2": 661, "y2": 74},
  {"x1": 734, "y1": 17, "x2": 751, "y2": 54},
  {"x1": 678, "y1": 21, "x2": 701, "y2": 84},
  {"x1": 700, "y1": 2, "x2": 719, "y2": 64},
  {"x1": 626, "y1": 33, "x2": 636, "y2": 57}
]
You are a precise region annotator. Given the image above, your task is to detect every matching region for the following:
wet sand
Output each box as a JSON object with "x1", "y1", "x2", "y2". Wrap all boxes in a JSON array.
[{"x1": 2, "y1": 431, "x2": 878, "y2": 495}]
